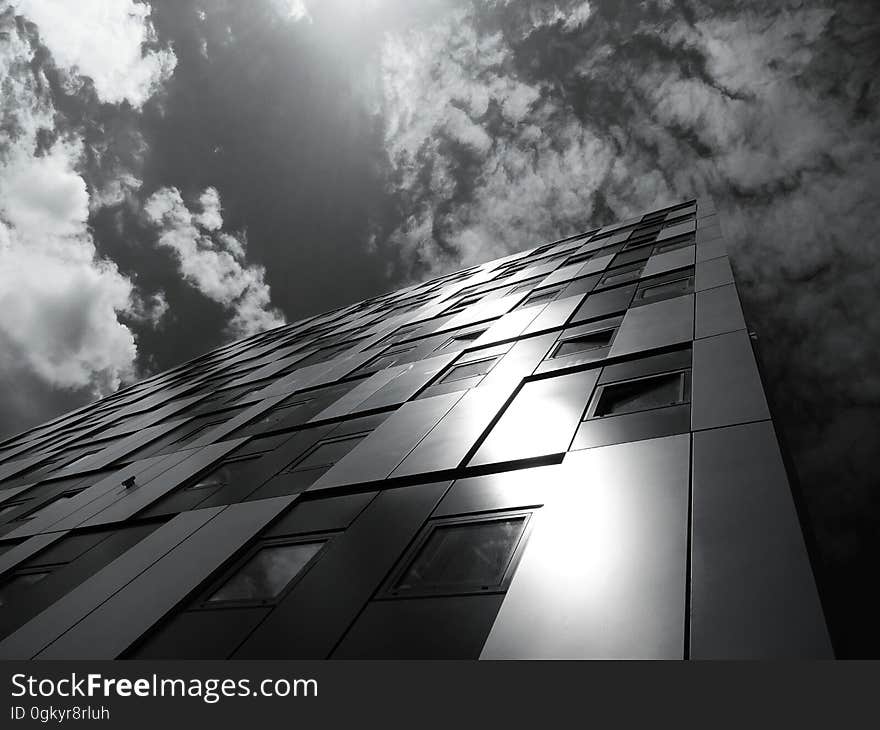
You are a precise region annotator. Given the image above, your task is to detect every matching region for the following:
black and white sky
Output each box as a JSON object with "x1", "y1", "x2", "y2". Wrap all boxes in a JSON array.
[{"x1": 1, "y1": 0, "x2": 879, "y2": 652}]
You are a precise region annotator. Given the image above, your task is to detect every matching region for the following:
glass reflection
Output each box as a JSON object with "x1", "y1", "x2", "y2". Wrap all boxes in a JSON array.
[
  {"x1": 207, "y1": 541, "x2": 324, "y2": 603},
  {"x1": 395, "y1": 517, "x2": 526, "y2": 594}
]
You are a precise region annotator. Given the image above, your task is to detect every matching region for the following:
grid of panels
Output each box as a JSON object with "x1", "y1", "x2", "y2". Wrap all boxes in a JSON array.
[{"x1": 0, "y1": 198, "x2": 832, "y2": 659}]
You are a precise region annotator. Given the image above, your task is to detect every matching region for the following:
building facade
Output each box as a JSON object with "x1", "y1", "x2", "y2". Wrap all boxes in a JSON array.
[{"x1": 0, "y1": 198, "x2": 832, "y2": 659}]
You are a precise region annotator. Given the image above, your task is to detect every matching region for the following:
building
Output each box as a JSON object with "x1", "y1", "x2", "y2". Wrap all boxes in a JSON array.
[{"x1": 0, "y1": 198, "x2": 832, "y2": 659}]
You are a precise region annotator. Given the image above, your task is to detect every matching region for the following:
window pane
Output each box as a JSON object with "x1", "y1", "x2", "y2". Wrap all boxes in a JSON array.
[
  {"x1": 291, "y1": 433, "x2": 368, "y2": 471},
  {"x1": 554, "y1": 330, "x2": 613, "y2": 357},
  {"x1": 637, "y1": 278, "x2": 690, "y2": 300},
  {"x1": 207, "y1": 542, "x2": 324, "y2": 603},
  {"x1": 0, "y1": 571, "x2": 51, "y2": 607},
  {"x1": 595, "y1": 372, "x2": 686, "y2": 417},
  {"x1": 440, "y1": 358, "x2": 497, "y2": 384},
  {"x1": 395, "y1": 517, "x2": 526, "y2": 593}
]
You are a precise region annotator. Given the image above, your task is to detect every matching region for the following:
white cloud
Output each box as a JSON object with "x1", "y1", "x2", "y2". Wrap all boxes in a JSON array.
[
  {"x1": 143, "y1": 186, "x2": 286, "y2": 337},
  {"x1": 0, "y1": 8, "x2": 173, "y2": 407},
  {"x1": 270, "y1": 0, "x2": 312, "y2": 24},
  {"x1": 0, "y1": 23, "x2": 137, "y2": 394},
  {"x1": 10, "y1": 0, "x2": 177, "y2": 107}
]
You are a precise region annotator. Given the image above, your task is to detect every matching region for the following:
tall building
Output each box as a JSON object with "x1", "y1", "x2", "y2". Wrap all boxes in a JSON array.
[{"x1": 0, "y1": 198, "x2": 831, "y2": 659}]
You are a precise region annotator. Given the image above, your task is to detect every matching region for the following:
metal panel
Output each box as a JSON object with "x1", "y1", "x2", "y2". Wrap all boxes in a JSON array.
[
  {"x1": 235, "y1": 482, "x2": 450, "y2": 658},
  {"x1": 695, "y1": 256, "x2": 734, "y2": 291},
  {"x1": 77, "y1": 439, "x2": 249, "y2": 528},
  {"x1": 469, "y1": 369, "x2": 600, "y2": 467},
  {"x1": 608, "y1": 294, "x2": 694, "y2": 358},
  {"x1": 695, "y1": 237, "x2": 727, "y2": 262},
  {"x1": 355, "y1": 353, "x2": 458, "y2": 411},
  {"x1": 641, "y1": 245, "x2": 696, "y2": 279},
  {"x1": 0, "y1": 507, "x2": 221, "y2": 659},
  {"x1": 692, "y1": 330, "x2": 770, "y2": 430},
  {"x1": 37, "y1": 497, "x2": 293, "y2": 659},
  {"x1": 481, "y1": 434, "x2": 690, "y2": 658},
  {"x1": 695, "y1": 283, "x2": 747, "y2": 339},
  {"x1": 656, "y1": 219, "x2": 696, "y2": 241},
  {"x1": 309, "y1": 393, "x2": 465, "y2": 490},
  {"x1": 691, "y1": 422, "x2": 832, "y2": 658},
  {"x1": 0, "y1": 533, "x2": 67, "y2": 579},
  {"x1": 333, "y1": 595, "x2": 505, "y2": 659},
  {"x1": 519, "y1": 294, "x2": 585, "y2": 337}
]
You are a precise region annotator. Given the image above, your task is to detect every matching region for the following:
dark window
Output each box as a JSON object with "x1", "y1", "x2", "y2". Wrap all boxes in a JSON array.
[
  {"x1": 519, "y1": 286, "x2": 561, "y2": 308},
  {"x1": 439, "y1": 357, "x2": 498, "y2": 384},
  {"x1": 591, "y1": 371, "x2": 690, "y2": 418},
  {"x1": 389, "y1": 514, "x2": 529, "y2": 597},
  {"x1": 17, "y1": 490, "x2": 84, "y2": 521},
  {"x1": 285, "y1": 432, "x2": 369, "y2": 472},
  {"x1": 0, "y1": 499, "x2": 31, "y2": 519},
  {"x1": 552, "y1": 329, "x2": 614, "y2": 358},
  {"x1": 0, "y1": 570, "x2": 52, "y2": 607},
  {"x1": 635, "y1": 277, "x2": 692, "y2": 302},
  {"x1": 598, "y1": 263, "x2": 643, "y2": 288},
  {"x1": 186, "y1": 454, "x2": 263, "y2": 491},
  {"x1": 242, "y1": 397, "x2": 315, "y2": 433},
  {"x1": 205, "y1": 539, "x2": 326, "y2": 604}
]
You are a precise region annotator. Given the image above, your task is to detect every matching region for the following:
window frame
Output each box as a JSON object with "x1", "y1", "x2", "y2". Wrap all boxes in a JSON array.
[
  {"x1": 584, "y1": 369, "x2": 692, "y2": 420},
  {"x1": 438, "y1": 356, "x2": 500, "y2": 385},
  {"x1": 192, "y1": 534, "x2": 334, "y2": 610},
  {"x1": 550, "y1": 328, "x2": 617, "y2": 359},
  {"x1": 378, "y1": 510, "x2": 535, "y2": 600}
]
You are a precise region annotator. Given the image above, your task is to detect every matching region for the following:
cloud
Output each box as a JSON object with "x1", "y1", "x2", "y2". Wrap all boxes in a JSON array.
[
  {"x1": 375, "y1": 0, "x2": 880, "y2": 576},
  {"x1": 270, "y1": 0, "x2": 312, "y2": 24},
  {"x1": 0, "y1": 11, "x2": 142, "y2": 397},
  {"x1": 9, "y1": 0, "x2": 176, "y2": 108},
  {"x1": 143, "y1": 186, "x2": 286, "y2": 337}
]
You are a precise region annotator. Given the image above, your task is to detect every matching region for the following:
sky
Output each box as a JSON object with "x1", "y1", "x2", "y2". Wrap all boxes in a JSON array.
[{"x1": 0, "y1": 0, "x2": 878, "y2": 654}]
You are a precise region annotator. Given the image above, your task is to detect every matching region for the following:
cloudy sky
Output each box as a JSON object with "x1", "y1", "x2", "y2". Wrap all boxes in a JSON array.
[{"x1": 1, "y1": 0, "x2": 878, "y2": 653}]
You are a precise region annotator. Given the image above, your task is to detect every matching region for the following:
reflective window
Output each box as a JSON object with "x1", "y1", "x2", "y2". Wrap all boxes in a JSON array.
[
  {"x1": 207, "y1": 541, "x2": 325, "y2": 603},
  {"x1": 593, "y1": 371, "x2": 689, "y2": 418},
  {"x1": 439, "y1": 357, "x2": 498, "y2": 384},
  {"x1": 553, "y1": 329, "x2": 614, "y2": 358},
  {"x1": 392, "y1": 516, "x2": 527, "y2": 595},
  {"x1": 435, "y1": 331, "x2": 482, "y2": 352}
]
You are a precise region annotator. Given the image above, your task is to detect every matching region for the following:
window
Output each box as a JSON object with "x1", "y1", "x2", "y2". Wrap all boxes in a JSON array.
[
  {"x1": 519, "y1": 286, "x2": 561, "y2": 308},
  {"x1": 284, "y1": 432, "x2": 369, "y2": 473},
  {"x1": 387, "y1": 513, "x2": 530, "y2": 597},
  {"x1": 590, "y1": 371, "x2": 690, "y2": 418},
  {"x1": 186, "y1": 454, "x2": 262, "y2": 491},
  {"x1": 653, "y1": 234, "x2": 694, "y2": 255},
  {"x1": 0, "y1": 569, "x2": 52, "y2": 607},
  {"x1": 16, "y1": 490, "x2": 84, "y2": 521},
  {"x1": 205, "y1": 539, "x2": 326, "y2": 605},
  {"x1": 552, "y1": 329, "x2": 614, "y2": 358},
  {"x1": 365, "y1": 344, "x2": 417, "y2": 371},
  {"x1": 598, "y1": 263, "x2": 643, "y2": 288},
  {"x1": 244, "y1": 397, "x2": 315, "y2": 433},
  {"x1": 439, "y1": 357, "x2": 498, "y2": 384},
  {"x1": 635, "y1": 276, "x2": 692, "y2": 303},
  {"x1": 434, "y1": 330, "x2": 483, "y2": 352},
  {"x1": 0, "y1": 498, "x2": 31, "y2": 519}
]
